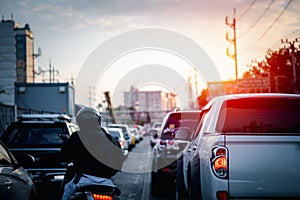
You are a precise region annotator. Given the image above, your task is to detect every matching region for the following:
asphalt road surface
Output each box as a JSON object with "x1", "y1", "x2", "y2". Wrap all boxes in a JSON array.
[
  {"x1": 37, "y1": 137, "x2": 175, "y2": 200},
  {"x1": 114, "y1": 137, "x2": 175, "y2": 200}
]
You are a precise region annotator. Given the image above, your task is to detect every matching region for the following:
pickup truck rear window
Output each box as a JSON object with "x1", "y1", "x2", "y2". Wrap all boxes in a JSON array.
[
  {"x1": 216, "y1": 97, "x2": 300, "y2": 134},
  {"x1": 162, "y1": 112, "x2": 201, "y2": 135},
  {"x1": 2, "y1": 123, "x2": 66, "y2": 147}
]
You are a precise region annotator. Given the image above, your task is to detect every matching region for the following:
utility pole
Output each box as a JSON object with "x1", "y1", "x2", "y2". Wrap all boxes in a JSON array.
[
  {"x1": 104, "y1": 91, "x2": 116, "y2": 124},
  {"x1": 226, "y1": 8, "x2": 238, "y2": 84},
  {"x1": 49, "y1": 59, "x2": 52, "y2": 83},
  {"x1": 281, "y1": 38, "x2": 300, "y2": 94}
]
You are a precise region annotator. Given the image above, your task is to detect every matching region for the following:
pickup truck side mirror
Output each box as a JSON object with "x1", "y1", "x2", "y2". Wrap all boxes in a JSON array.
[
  {"x1": 149, "y1": 130, "x2": 158, "y2": 137},
  {"x1": 59, "y1": 133, "x2": 70, "y2": 142},
  {"x1": 174, "y1": 127, "x2": 190, "y2": 141}
]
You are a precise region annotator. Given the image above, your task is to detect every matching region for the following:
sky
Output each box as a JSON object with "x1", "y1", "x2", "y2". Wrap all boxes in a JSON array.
[{"x1": 1, "y1": 0, "x2": 300, "y2": 108}]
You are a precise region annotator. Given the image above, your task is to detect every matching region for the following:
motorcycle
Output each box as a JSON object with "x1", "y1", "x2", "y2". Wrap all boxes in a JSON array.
[{"x1": 61, "y1": 163, "x2": 121, "y2": 200}]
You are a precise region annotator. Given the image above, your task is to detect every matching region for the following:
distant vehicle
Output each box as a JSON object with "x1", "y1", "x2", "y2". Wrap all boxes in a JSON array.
[
  {"x1": 107, "y1": 127, "x2": 129, "y2": 156},
  {"x1": 151, "y1": 110, "x2": 201, "y2": 196},
  {"x1": 130, "y1": 124, "x2": 145, "y2": 139},
  {"x1": 136, "y1": 125, "x2": 146, "y2": 138},
  {"x1": 130, "y1": 127, "x2": 141, "y2": 143},
  {"x1": 1, "y1": 114, "x2": 78, "y2": 199},
  {"x1": 148, "y1": 128, "x2": 160, "y2": 148},
  {"x1": 152, "y1": 122, "x2": 162, "y2": 129},
  {"x1": 0, "y1": 140, "x2": 36, "y2": 200},
  {"x1": 107, "y1": 124, "x2": 134, "y2": 150},
  {"x1": 177, "y1": 93, "x2": 300, "y2": 200}
]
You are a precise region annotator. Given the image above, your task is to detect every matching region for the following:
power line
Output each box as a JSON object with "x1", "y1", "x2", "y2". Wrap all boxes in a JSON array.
[
  {"x1": 237, "y1": 0, "x2": 256, "y2": 21},
  {"x1": 239, "y1": 0, "x2": 275, "y2": 39},
  {"x1": 285, "y1": 28, "x2": 300, "y2": 38},
  {"x1": 270, "y1": 28, "x2": 300, "y2": 49},
  {"x1": 240, "y1": 0, "x2": 293, "y2": 54}
]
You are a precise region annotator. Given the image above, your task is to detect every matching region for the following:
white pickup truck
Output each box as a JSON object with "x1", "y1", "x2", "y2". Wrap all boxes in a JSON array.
[{"x1": 177, "y1": 93, "x2": 300, "y2": 200}]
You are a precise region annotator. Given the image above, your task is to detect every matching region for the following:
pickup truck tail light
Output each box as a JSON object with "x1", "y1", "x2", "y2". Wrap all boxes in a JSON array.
[
  {"x1": 217, "y1": 191, "x2": 228, "y2": 200},
  {"x1": 211, "y1": 146, "x2": 228, "y2": 178}
]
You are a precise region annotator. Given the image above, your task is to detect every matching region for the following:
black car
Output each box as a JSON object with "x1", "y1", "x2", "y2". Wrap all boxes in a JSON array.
[
  {"x1": 1, "y1": 114, "x2": 78, "y2": 199},
  {"x1": 151, "y1": 110, "x2": 201, "y2": 197},
  {"x1": 0, "y1": 140, "x2": 36, "y2": 200}
]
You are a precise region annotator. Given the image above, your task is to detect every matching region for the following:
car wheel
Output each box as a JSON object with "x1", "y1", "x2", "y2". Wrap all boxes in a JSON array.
[
  {"x1": 176, "y1": 156, "x2": 188, "y2": 200},
  {"x1": 151, "y1": 171, "x2": 161, "y2": 196},
  {"x1": 190, "y1": 158, "x2": 202, "y2": 200}
]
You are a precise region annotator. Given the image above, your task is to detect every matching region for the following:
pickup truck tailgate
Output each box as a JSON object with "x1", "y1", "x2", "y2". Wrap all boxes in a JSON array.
[{"x1": 227, "y1": 135, "x2": 300, "y2": 198}]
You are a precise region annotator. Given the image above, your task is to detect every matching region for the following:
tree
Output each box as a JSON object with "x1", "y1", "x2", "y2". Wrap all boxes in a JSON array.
[
  {"x1": 243, "y1": 44, "x2": 300, "y2": 93},
  {"x1": 197, "y1": 89, "x2": 209, "y2": 109}
]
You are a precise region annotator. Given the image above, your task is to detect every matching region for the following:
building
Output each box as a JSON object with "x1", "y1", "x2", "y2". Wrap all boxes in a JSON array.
[
  {"x1": 0, "y1": 18, "x2": 35, "y2": 105},
  {"x1": 0, "y1": 19, "x2": 17, "y2": 105},
  {"x1": 15, "y1": 23, "x2": 34, "y2": 83},
  {"x1": 124, "y1": 85, "x2": 177, "y2": 112}
]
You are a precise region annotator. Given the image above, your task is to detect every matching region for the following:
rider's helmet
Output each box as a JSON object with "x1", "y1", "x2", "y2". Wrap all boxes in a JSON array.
[{"x1": 75, "y1": 107, "x2": 101, "y2": 130}]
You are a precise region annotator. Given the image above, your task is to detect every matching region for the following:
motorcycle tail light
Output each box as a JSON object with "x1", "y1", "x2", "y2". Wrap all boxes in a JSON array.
[
  {"x1": 211, "y1": 146, "x2": 228, "y2": 178},
  {"x1": 92, "y1": 193, "x2": 113, "y2": 200},
  {"x1": 161, "y1": 167, "x2": 171, "y2": 172},
  {"x1": 160, "y1": 140, "x2": 166, "y2": 145}
]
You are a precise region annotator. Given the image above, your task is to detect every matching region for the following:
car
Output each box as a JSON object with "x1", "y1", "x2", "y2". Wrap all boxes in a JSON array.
[
  {"x1": 0, "y1": 140, "x2": 36, "y2": 200},
  {"x1": 177, "y1": 93, "x2": 300, "y2": 200},
  {"x1": 151, "y1": 110, "x2": 201, "y2": 197},
  {"x1": 130, "y1": 127, "x2": 141, "y2": 143},
  {"x1": 148, "y1": 128, "x2": 160, "y2": 148},
  {"x1": 107, "y1": 127, "x2": 129, "y2": 156},
  {"x1": 1, "y1": 114, "x2": 78, "y2": 199},
  {"x1": 152, "y1": 122, "x2": 162, "y2": 129},
  {"x1": 107, "y1": 124, "x2": 134, "y2": 150},
  {"x1": 133, "y1": 124, "x2": 146, "y2": 139}
]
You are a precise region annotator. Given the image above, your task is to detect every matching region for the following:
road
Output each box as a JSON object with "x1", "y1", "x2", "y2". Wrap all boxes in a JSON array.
[
  {"x1": 114, "y1": 137, "x2": 175, "y2": 200},
  {"x1": 37, "y1": 137, "x2": 175, "y2": 200}
]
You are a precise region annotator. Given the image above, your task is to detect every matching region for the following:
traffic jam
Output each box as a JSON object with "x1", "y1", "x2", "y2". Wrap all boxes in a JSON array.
[
  {"x1": 1, "y1": 1, "x2": 300, "y2": 200},
  {"x1": 1, "y1": 93, "x2": 300, "y2": 200}
]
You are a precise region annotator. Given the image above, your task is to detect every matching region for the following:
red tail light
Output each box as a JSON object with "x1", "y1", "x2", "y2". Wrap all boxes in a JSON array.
[
  {"x1": 161, "y1": 167, "x2": 171, "y2": 172},
  {"x1": 214, "y1": 156, "x2": 227, "y2": 171},
  {"x1": 118, "y1": 140, "x2": 124, "y2": 147},
  {"x1": 160, "y1": 140, "x2": 166, "y2": 145},
  {"x1": 217, "y1": 191, "x2": 228, "y2": 200},
  {"x1": 215, "y1": 148, "x2": 226, "y2": 156},
  {"x1": 92, "y1": 193, "x2": 113, "y2": 200},
  {"x1": 167, "y1": 140, "x2": 174, "y2": 146},
  {"x1": 211, "y1": 146, "x2": 228, "y2": 178}
]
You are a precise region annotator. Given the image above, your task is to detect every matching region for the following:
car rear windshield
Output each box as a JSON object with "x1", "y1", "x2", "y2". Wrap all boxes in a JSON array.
[
  {"x1": 109, "y1": 130, "x2": 121, "y2": 138},
  {"x1": 2, "y1": 123, "x2": 67, "y2": 147},
  {"x1": 163, "y1": 112, "x2": 201, "y2": 133},
  {"x1": 216, "y1": 97, "x2": 300, "y2": 134}
]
